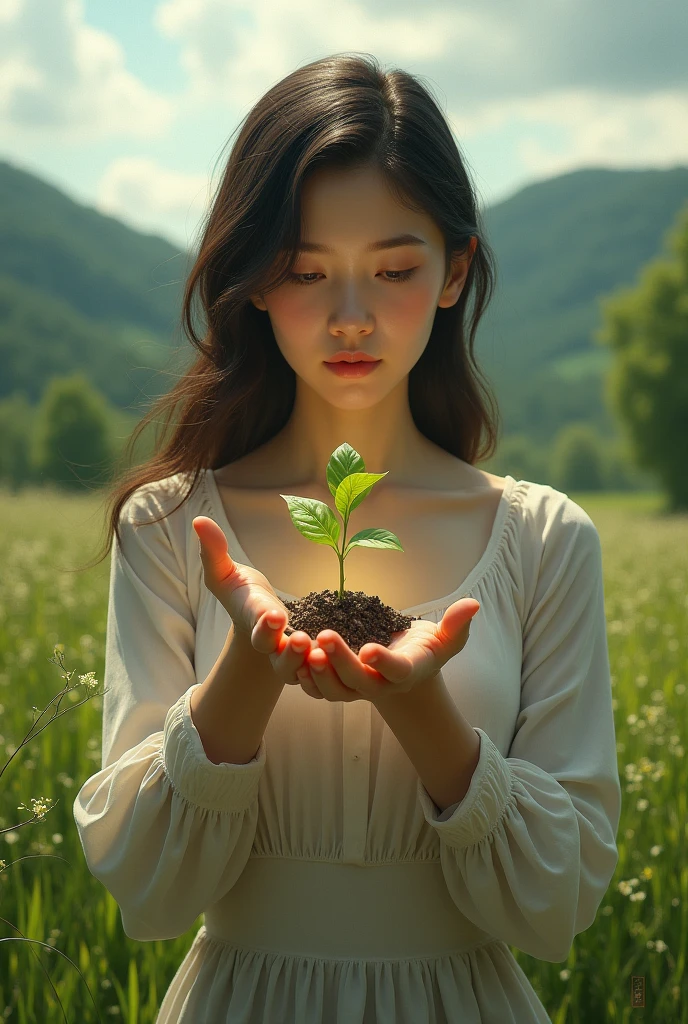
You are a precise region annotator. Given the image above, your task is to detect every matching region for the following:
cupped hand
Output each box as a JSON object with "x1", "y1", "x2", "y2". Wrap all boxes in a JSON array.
[
  {"x1": 192, "y1": 515, "x2": 316, "y2": 684},
  {"x1": 296, "y1": 598, "x2": 481, "y2": 704}
]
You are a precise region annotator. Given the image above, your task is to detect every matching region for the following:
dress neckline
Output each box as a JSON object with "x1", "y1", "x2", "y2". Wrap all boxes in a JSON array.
[{"x1": 203, "y1": 467, "x2": 519, "y2": 616}]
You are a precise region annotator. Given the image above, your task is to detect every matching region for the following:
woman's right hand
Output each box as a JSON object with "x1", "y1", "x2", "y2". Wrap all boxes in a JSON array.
[{"x1": 192, "y1": 515, "x2": 314, "y2": 684}]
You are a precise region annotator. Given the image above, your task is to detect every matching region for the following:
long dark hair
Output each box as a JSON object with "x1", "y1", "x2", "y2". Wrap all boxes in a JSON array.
[{"x1": 80, "y1": 51, "x2": 500, "y2": 572}]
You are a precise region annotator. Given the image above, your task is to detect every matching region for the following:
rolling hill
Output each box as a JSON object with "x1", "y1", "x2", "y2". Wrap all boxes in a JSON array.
[
  {"x1": 479, "y1": 165, "x2": 688, "y2": 442},
  {"x1": 1, "y1": 158, "x2": 686, "y2": 446},
  {"x1": 0, "y1": 158, "x2": 191, "y2": 409}
]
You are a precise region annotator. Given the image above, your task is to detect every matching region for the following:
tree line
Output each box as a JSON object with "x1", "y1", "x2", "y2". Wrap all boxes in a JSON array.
[{"x1": 1, "y1": 200, "x2": 686, "y2": 508}]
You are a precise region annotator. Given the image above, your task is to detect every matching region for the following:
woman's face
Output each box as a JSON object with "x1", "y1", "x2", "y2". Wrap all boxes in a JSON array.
[{"x1": 251, "y1": 163, "x2": 475, "y2": 407}]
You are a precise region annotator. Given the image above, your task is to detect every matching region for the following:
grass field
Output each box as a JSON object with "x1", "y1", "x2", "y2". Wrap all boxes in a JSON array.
[{"x1": 0, "y1": 483, "x2": 686, "y2": 1022}]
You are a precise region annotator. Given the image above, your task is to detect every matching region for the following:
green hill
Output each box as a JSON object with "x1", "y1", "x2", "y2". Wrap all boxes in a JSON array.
[
  {"x1": 479, "y1": 166, "x2": 688, "y2": 441},
  {"x1": 0, "y1": 158, "x2": 192, "y2": 408},
  {"x1": 1, "y1": 158, "x2": 687, "y2": 447}
]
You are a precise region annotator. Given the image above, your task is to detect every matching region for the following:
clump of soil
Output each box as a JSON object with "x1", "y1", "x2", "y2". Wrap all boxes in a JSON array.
[{"x1": 282, "y1": 589, "x2": 423, "y2": 656}]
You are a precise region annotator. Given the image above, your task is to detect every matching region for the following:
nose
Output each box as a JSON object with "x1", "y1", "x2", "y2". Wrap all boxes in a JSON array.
[{"x1": 328, "y1": 280, "x2": 374, "y2": 337}]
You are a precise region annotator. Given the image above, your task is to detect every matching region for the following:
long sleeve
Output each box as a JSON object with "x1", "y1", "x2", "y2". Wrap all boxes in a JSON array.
[
  {"x1": 73, "y1": 483, "x2": 266, "y2": 941},
  {"x1": 417, "y1": 495, "x2": 622, "y2": 963}
]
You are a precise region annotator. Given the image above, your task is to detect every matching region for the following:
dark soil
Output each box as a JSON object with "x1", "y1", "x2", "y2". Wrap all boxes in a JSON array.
[{"x1": 282, "y1": 589, "x2": 422, "y2": 656}]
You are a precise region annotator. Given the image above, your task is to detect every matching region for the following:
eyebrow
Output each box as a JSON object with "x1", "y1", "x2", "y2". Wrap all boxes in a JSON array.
[{"x1": 296, "y1": 233, "x2": 428, "y2": 255}]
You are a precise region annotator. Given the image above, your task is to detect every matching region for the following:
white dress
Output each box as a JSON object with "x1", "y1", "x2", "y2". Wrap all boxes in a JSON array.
[{"x1": 73, "y1": 468, "x2": 621, "y2": 1023}]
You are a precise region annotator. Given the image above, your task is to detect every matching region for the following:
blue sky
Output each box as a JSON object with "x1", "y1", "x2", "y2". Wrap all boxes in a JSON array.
[{"x1": 1, "y1": 0, "x2": 686, "y2": 251}]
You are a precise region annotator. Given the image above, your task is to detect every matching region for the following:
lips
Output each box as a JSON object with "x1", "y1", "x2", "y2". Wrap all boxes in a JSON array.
[
  {"x1": 324, "y1": 359, "x2": 382, "y2": 378},
  {"x1": 325, "y1": 352, "x2": 379, "y2": 363}
]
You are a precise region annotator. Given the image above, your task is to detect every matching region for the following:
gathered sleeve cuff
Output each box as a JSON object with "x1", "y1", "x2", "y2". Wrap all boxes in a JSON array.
[
  {"x1": 417, "y1": 727, "x2": 516, "y2": 843},
  {"x1": 72, "y1": 482, "x2": 268, "y2": 942},
  {"x1": 163, "y1": 683, "x2": 266, "y2": 812},
  {"x1": 416, "y1": 499, "x2": 622, "y2": 963}
]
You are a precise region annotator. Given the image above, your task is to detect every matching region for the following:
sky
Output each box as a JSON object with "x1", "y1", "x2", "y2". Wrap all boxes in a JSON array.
[{"x1": 1, "y1": 0, "x2": 686, "y2": 252}]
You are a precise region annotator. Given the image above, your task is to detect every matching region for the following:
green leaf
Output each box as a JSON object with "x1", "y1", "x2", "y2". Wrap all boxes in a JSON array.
[
  {"x1": 343, "y1": 528, "x2": 404, "y2": 559},
  {"x1": 279, "y1": 494, "x2": 340, "y2": 548},
  {"x1": 326, "y1": 442, "x2": 366, "y2": 498},
  {"x1": 128, "y1": 956, "x2": 140, "y2": 1023},
  {"x1": 334, "y1": 471, "x2": 388, "y2": 520}
]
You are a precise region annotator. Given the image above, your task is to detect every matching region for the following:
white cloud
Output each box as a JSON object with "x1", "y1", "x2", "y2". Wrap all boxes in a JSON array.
[
  {"x1": 154, "y1": 0, "x2": 466, "y2": 108},
  {"x1": 153, "y1": 0, "x2": 688, "y2": 176},
  {"x1": 96, "y1": 157, "x2": 210, "y2": 248},
  {"x1": 0, "y1": 0, "x2": 174, "y2": 139},
  {"x1": 485, "y1": 90, "x2": 688, "y2": 181}
]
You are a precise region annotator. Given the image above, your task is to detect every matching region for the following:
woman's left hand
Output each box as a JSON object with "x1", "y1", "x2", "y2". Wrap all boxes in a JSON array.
[{"x1": 293, "y1": 598, "x2": 480, "y2": 704}]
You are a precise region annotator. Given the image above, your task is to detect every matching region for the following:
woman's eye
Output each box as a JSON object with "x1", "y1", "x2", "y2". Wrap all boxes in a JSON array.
[
  {"x1": 290, "y1": 273, "x2": 320, "y2": 285},
  {"x1": 289, "y1": 268, "x2": 417, "y2": 286}
]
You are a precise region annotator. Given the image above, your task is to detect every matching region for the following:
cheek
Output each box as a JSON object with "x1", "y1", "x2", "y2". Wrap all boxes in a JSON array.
[
  {"x1": 265, "y1": 291, "x2": 316, "y2": 336},
  {"x1": 382, "y1": 279, "x2": 438, "y2": 330}
]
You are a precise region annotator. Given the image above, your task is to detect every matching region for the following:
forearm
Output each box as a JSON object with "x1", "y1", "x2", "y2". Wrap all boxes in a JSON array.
[
  {"x1": 373, "y1": 675, "x2": 481, "y2": 814},
  {"x1": 189, "y1": 623, "x2": 285, "y2": 765}
]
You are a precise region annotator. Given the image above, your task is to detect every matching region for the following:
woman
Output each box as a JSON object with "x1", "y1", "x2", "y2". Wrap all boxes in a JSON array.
[{"x1": 73, "y1": 52, "x2": 621, "y2": 1023}]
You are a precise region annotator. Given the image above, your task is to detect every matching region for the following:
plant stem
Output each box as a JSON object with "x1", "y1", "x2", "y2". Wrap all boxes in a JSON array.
[{"x1": 338, "y1": 513, "x2": 349, "y2": 600}]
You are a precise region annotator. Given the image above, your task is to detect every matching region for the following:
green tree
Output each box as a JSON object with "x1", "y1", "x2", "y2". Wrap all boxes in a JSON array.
[
  {"x1": 0, "y1": 391, "x2": 36, "y2": 492},
  {"x1": 550, "y1": 422, "x2": 605, "y2": 492},
  {"x1": 600, "y1": 434, "x2": 657, "y2": 492},
  {"x1": 485, "y1": 434, "x2": 549, "y2": 484},
  {"x1": 31, "y1": 373, "x2": 114, "y2": 491},
  {"x1": 596, "y1": 201, "x2": 688, "y2": 511}
]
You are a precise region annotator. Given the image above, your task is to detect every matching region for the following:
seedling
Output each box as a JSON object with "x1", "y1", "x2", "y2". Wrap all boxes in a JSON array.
[{"x1": 279, "y1": 442, "x2": 404, "y2": 601}]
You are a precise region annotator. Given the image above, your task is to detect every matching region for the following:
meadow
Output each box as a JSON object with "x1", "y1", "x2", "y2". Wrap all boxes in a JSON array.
[{"x1": 0, "y1": 483, "x2": 685, "y2": 1022}]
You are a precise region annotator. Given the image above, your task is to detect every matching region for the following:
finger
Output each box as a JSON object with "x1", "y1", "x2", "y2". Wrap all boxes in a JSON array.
[
  {"x1": 280, "y1": 632, "x2": 315, "y2": 684},
  {"x1": 312, "y1": 633, "x2": 361, "y2": 688},
  {"x1": 358, "y1": 643, "x2": 412, "y2": 684},
  {"x1": 305, "y1": 651, "x2": 340, "y2": 695},
  {"x1": 192, "y1": 516, "x2": 236, "y2": 583},
  {"x1": 250, "y1": 608, "x2": 288, "y2": 654},
  {"x1": 302, "y1": 649, "x2": 358, "y2": 701},
  {"x1": 311, "y1": 635, "x2": 383, "y2": 698},
  {"x1": 437, "y1": 599, "x2": 480, "y2": 648},
  {"x1": 298, "y1": 671, "x2": 324, "y2": 699},
  {"x1": 289, "y1": 632, "x2": 311, "y2": 654},
  {"x1": 314, "y1": 631, "x2": 385, "y2": 685}
]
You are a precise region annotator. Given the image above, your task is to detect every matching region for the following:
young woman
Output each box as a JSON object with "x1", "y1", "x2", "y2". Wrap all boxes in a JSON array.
[{"x1": 73, "y1": 53, "x2": 621, "y2": 1024}]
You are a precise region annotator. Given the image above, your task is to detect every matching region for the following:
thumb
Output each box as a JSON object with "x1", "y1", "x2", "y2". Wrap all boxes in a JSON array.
[
  {"x1": 450, "y1": 598, "x2": 480, "y2": 621},
  {"x1": 192, "y1": 516, "x2": 235, "y2": 581},
  {"x1": 437, "y1": 598, "x2": 480, "y2": 645},
  {"x1": 464, "y1": 599, "x2": 481, "y2": 620},
  {"x1": 463, "y1": 599, "x2": 480, "y2": 631}
]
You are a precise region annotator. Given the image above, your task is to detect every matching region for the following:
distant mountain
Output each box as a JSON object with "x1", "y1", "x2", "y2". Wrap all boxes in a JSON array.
[
  {"x1": 479, "y1": 166, "x2": 688, "y2": 441},
  {"x1": 0, "y1": 158, "x2": 686, "y2": 445},
  {"x1": 0, "y1": 158, "x2": 191, "y2": 407}
]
